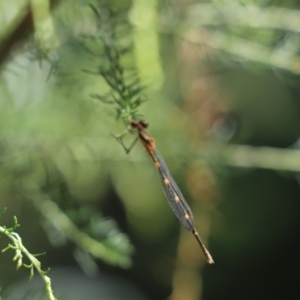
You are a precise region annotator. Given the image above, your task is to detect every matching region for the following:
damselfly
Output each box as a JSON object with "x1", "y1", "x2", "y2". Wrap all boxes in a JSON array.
[{"x1": 115, "y1": 120, "x2": 214, "y2": 264}]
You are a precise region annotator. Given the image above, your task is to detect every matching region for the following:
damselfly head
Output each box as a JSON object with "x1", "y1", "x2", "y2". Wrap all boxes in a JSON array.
[
  {"x1": 130, "y1": 120, "x2": 149, "y2": 130},
  {"x1": 140, "y1": 120, "x2": 149, "y2": 128}
]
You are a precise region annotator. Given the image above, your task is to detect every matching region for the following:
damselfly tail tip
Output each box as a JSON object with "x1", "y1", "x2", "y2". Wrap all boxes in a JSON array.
[
  {"x1": 192, "y1": 229, "x2": 214, "y2": 265},
  {"x1": 206, "y1": 253, "x2": 214, "y2": 264},
  {"x1": 202, "y1": 245, "x2": 214, "y2": 264}
]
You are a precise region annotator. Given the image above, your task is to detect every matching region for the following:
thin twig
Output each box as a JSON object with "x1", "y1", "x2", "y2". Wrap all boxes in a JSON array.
[{"x1": 0, "y1": 223, "x2": 57, "y2": 300}]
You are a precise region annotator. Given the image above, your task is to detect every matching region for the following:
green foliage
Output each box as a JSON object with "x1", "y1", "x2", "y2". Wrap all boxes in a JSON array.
[
  {"x1": 0, "y1": 213, "x2": 57, "y2": 300},
  {"x1": 82, "y1": 1, "x2": 146, "y2": 122},
  {"x1": 0, "y1": 1, "x2": 137, "y2": 289},
  {"x1": 67, "y1": 206, "x2": 133, "y2": 266}
]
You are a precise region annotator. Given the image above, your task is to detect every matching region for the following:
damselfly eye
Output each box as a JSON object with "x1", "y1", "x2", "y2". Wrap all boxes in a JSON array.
[
  {"x1": 140, "y1": 120, "x2": 149, "y2": 128},
  {"x1": 130, "y1": 120, "x2": 139, "y2": 128}
]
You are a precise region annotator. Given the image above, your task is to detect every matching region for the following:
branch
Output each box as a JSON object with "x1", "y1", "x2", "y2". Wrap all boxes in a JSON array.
[
  {"x1": 182, "y1": 28, "x2": 300, "y2": 74},
  {"x1": 185, "y1": 3, "x2": 300, "y2": 33},
  {"x1": 0, "y1": 0, "x2": 61, "y2": 67},
  {"x1": 26, "y1": 188, "x2": 133, "y2": 268},
  {"x1": 0, "y1": 216, "x2": 57, "y2": 300},
  {"x1": 204, "y1": 144, "x2": 300, "y2": 172}
]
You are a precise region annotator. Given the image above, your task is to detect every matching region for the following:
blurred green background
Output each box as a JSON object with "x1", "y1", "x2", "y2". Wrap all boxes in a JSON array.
[{"x1": 1, "y1": 0, "x2": 300, "y2": 299}]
